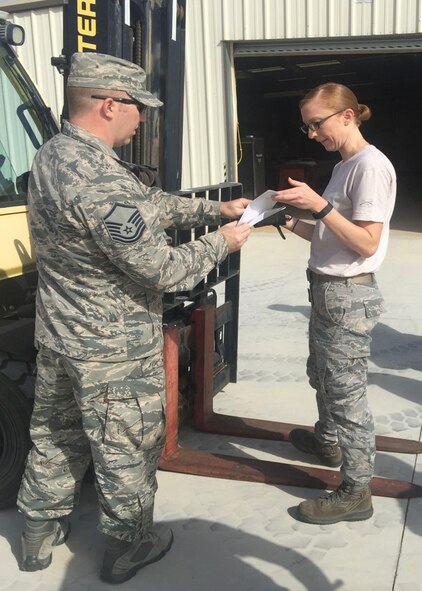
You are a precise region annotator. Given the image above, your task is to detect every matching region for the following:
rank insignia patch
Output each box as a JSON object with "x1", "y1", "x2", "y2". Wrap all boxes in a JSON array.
[{"x1": 103, "y1": 204, "x2": 146, "y2": 244}]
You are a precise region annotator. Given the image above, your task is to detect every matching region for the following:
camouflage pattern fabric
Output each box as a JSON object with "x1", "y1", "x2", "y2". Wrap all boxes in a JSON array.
[
  {"x1": 306, "y1": 276, "x2": 385, "y2": 485},
  {"x1": 18, "y1": 347, "x2": 166, "y2": 541},
  {"x1": 28, "y1": 120, "x2": 227, "y2": 361},
  {"x1": 67, "y1": 52, "x2": 163, "y2": 107}
]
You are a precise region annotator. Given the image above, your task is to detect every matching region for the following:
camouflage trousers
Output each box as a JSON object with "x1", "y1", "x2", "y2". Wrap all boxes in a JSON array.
[
  {"x1": 17, "y1": 346, "x2": 166, "y2": 542},
  {"x1": 306, "y1": 274, "x2": 384, "y2": 485}
]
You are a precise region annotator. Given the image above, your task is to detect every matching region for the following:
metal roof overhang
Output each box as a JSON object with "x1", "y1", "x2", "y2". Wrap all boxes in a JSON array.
[{"x1": 234, "y1": 34, "x2": 422, "y2": 58}]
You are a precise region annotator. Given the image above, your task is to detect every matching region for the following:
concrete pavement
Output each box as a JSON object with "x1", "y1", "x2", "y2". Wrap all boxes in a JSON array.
[{"x1": 1, "y1": 225, "x2": 421, "y2": 590}]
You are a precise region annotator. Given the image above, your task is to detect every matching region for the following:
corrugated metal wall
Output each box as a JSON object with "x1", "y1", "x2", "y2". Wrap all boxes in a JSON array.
[
  {"x1": 218, "y1": 0, "x2": 422, "y2": 39},
  {"x1": 5, "y1": 0, "x2": 422, "y2": 187}
]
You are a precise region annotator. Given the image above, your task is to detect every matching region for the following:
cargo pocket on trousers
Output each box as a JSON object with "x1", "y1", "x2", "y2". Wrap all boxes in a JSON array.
[
  {"x1": 362, "y1": 297, "x2": 385, "y2": 334},
  {"x1": 103, "y1": 384, "x2": 165, "y2": 454}
]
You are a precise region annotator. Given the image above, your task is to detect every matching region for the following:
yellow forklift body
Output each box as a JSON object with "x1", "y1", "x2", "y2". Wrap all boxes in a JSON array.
[{"x1": 0, "y1": 205, "x2": 35, "y2": 279}]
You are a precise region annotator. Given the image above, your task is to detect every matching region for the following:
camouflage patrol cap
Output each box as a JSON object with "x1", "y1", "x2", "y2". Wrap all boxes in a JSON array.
[{"x1": 67, "y1": 52, "x2": 163, "y2": 107}]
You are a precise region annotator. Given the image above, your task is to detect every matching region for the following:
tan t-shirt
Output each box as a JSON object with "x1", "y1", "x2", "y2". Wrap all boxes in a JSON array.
[{"x1": 308, "y1": 145, "x2": 396, "y2": 276}]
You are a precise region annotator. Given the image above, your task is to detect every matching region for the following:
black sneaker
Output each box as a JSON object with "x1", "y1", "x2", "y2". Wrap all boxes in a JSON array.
[
  {"x1": 100, "y1": 524, "x2": 173, "y2": 584},
  {"x1": 289, "y1": 428, "x2": 343, "y2": 468},
  {"x1": 297, "y1": 480, "x2": 373, "y2": 524},
  {"x1": 20, "y1": 517, "x2": 70, "y2": 571}
]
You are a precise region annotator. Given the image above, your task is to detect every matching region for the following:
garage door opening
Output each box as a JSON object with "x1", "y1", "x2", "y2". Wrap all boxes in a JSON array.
[{"x1": 234, "y1": 40, "x2": 422, "y2": 232}]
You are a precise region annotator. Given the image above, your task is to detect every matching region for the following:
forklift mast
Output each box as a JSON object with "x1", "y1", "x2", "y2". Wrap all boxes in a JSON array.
[
  {"x1": 60, "y1": 0, "x2": 186, "y2": 192},
  {"x1": 58, "y1": 0, "x2": 242, "y2": 387}
]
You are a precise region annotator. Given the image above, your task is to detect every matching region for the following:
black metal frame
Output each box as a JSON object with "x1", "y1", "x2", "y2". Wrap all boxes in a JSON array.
[
  {"x1": 60, "y1": 0, "x2": 186, "y2": 191},
  {"x1": 163, "y1": 181, "x2": 243, "y2": 390}
]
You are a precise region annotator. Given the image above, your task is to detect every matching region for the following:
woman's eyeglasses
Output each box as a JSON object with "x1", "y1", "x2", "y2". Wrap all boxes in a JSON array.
[{"x1": 300, "y1": 110, "x2": 343, "y2": 134}]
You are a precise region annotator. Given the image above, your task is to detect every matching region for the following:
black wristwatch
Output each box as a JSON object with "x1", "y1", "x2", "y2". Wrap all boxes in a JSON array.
[{"x1": 312, "y1": 201, "x2": 333, "y2": 219}]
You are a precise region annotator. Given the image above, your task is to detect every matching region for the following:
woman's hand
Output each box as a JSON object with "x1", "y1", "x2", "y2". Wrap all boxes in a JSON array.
[{"x1": 273, "y1": 177, "x2": 327, "y2": 214}]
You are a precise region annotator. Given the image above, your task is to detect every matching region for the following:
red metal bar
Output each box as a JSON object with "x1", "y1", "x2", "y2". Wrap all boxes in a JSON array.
[
  {"x1": 162, "y1": 325, "x2": 180, "y2": 458},
  {"x1": 191, "y1": 305, "x2": 422, "y2": 455},
  {"x1": 196, "y1": 413, "x2": 422, "y2": 455},
  {"x1": 158, "y1": 307, "x2": 422, "y2": 499},
  {"x1": 159, "y1": 448, "x2": 422, "y2": 499},
  {"x1": 192, "y1": 303, "x2": 214, "y2": 424}
]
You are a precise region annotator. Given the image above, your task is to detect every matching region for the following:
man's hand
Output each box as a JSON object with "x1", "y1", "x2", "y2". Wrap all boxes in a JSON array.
[
  {"x1": 219, "y1": 221, "x2": 251, "y2": 253},
  {"x1": 220, "y1": 198, "x2": 251, "y2": 219}
]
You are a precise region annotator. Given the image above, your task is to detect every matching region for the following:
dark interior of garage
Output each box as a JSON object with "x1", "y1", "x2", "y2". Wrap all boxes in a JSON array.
[{"x1": 235, "y1": 51, "x2": 422, "y2": 231}]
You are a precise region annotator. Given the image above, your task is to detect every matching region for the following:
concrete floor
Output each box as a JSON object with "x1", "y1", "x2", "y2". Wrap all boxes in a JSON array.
[{"x1": 1, "y1": 224, "x2": 421, "y2": 590}]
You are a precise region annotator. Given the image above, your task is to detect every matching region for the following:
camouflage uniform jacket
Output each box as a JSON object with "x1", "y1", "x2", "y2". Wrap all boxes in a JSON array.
[{"x1": 28, "y1": 121, "x2": 228, "y2": 361}]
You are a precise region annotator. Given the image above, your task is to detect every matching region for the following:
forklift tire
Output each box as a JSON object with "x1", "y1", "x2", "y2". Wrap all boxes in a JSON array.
[{"x1": 0, "y1": 373, "x2": 33, "y2": 509}]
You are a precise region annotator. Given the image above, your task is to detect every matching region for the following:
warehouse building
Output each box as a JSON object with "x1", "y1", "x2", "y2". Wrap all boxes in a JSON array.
[{"x1": 5, "y1": 0, "x2": 422, "y2": 229}]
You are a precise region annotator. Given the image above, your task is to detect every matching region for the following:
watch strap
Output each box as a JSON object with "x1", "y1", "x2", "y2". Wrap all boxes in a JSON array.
[{"x1": 312, "y1": 201, "x2": 333, "y2": 219}]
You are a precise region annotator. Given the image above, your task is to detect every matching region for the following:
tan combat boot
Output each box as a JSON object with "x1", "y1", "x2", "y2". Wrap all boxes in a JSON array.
[
  {"x1": 100, "y1": 523, "x2": 173, "y2": 584},
  {"x1": 297, "y1": 480, "x2": 373, "y2": 524},
  {"x1": 289, "y1": 428, "x2": 343, "y2": 468},
  {"x1": 20, "y1": 517, "x2": 70, "y2": 571}
]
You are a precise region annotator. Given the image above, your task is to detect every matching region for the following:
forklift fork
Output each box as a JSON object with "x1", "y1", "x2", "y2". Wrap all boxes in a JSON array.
[{"x1": 160, "y1": 306, "x2": 422, "y2": 498}]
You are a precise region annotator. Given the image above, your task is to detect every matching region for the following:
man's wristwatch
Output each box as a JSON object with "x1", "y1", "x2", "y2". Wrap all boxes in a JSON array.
[{"x1": 312, "y1": 201, "x2": 333, "y2": 219}]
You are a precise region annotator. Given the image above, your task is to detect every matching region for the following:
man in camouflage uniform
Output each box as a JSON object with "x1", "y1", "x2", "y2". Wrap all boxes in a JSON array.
[{"x1": 17, "y1": 52, "x2": 251, "y2": 583}]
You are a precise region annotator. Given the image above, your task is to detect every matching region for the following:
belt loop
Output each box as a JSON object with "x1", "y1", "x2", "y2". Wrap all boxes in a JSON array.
[
  {"x1": 308, "y1": 287, "x2": 313, "y2": 304},
  {"x1": 306, "y1": 268, "x2": 312, "y2": 283}
]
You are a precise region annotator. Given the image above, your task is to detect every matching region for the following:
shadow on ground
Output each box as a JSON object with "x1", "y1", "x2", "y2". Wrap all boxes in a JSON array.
[{"x1": 0, "y1": 486, "x2": 345, "y2": 591}]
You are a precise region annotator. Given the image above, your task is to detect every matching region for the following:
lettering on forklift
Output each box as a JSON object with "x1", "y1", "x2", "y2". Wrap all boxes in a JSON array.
[{"x1": 77, "y1": 0, "x2": 96, "y2": 52}]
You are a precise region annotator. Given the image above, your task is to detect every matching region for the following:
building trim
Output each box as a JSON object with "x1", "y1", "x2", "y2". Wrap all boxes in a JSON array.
[{"x1": 234, "y1": 34, "x2": 422, "y2": 58}]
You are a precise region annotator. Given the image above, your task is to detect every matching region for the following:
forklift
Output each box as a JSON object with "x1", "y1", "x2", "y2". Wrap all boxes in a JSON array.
[
  {"x1": 0, "y1": 0, "x2": 243, "y2": 508},
  {"x1": 0, "y1": 9, "x2": 58, "y2": 508}
]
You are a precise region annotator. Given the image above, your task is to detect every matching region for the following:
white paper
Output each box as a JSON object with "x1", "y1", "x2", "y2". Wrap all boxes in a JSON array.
[{"x1": 238, "y1": 189, "x2": 282, "y2": 227}]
